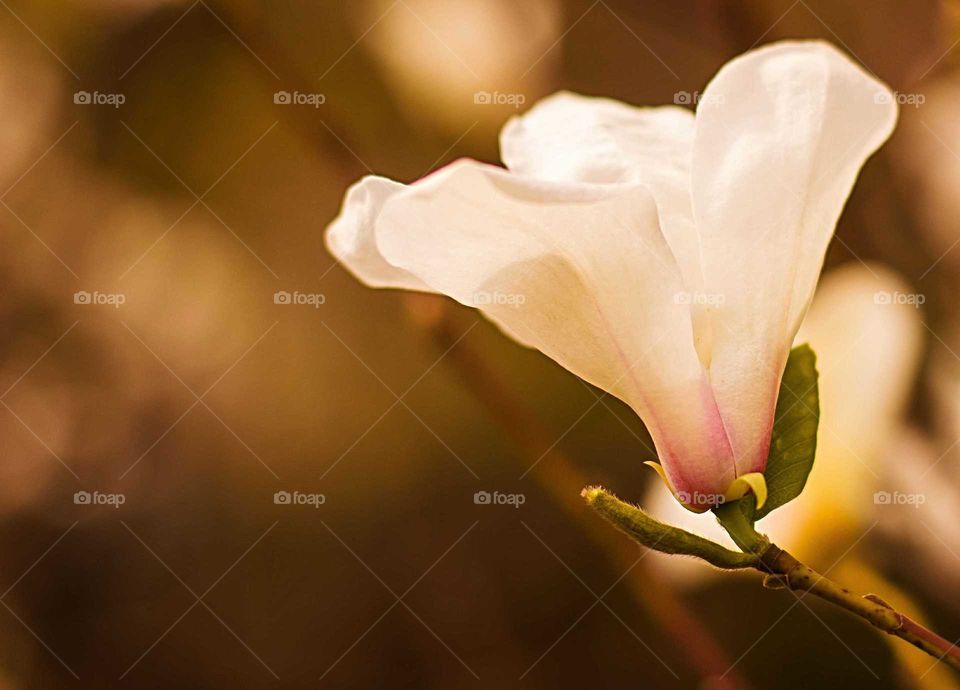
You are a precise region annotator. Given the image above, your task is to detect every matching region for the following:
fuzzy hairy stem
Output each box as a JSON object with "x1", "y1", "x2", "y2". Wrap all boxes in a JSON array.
[{"x1": 582, "y1": 487, "x2": 759, "y2": 570}]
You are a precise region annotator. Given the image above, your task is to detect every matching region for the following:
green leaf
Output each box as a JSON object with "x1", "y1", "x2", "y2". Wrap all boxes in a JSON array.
[{"x1": 754, "y1": 343, "x2": 819, "y2": 520}]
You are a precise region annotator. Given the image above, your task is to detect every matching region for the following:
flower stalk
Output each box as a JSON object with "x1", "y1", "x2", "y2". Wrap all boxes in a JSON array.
[{"x1": 583, "y1": 486, "x2": 960, "y2": 673}]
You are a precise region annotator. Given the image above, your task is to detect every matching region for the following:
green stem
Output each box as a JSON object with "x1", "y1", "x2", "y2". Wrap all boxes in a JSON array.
[
  {"x1": 582, "y1": 488, "x2": 760, "y2": 569},
  {"x1": 713, "y1": 501, "x2": 768, "y2": 554},
  {"x1": 586, "y1": 487, "x2": 960, "y2": 673}
]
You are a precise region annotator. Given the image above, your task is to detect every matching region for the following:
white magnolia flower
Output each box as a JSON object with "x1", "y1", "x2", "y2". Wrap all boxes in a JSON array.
[{"x1": 325, "y1": 41, "x2": 898, "y2": 511}]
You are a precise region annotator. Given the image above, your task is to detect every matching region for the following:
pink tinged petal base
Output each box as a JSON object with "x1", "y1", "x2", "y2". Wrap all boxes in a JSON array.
[{"x1": 652, "y1": 373, "x2": 738, "y2": 512}]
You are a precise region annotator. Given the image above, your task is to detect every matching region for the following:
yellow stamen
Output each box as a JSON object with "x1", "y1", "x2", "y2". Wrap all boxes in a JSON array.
[{"x1": 724, "y1": 472, "x2": 768, "y2": 509}]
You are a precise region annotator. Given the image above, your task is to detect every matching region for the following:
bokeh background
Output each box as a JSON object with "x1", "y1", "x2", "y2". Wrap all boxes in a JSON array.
[{"x1": 1, "y1": 0, "x2": 959, "y2": 688}]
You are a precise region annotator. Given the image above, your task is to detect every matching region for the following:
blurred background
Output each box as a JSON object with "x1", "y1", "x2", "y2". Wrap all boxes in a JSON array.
[{"x1": 0, "y1": 0, "x2": 959, "y2": 688}]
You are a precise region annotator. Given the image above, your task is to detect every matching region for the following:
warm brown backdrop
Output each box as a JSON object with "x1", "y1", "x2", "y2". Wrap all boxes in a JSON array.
[{"x1": 0, "y1": 1, "x2": 957, "y2": 688}]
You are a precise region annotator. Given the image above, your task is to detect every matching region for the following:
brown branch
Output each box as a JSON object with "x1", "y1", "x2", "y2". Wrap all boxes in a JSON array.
[{"x1": 760, "y1": 546, "x2": 960, "y2": 672}]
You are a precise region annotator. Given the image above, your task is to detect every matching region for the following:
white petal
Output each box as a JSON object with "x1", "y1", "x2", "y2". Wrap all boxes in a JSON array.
[
  {"x1": 375, "y1": 158, "x2": 737, "y2": 496},
  {"x1": 499, "y1": 92, "x2": 703, "y2": 296},
  {"x1": 690, "y1": 41, "x2": 898, "y2": 474},
  {"x1": 325, "y1": 175, "x2": 430, "y2": 291},
  {"x1": 499, "y1": 91, "x2": 694, "y2": 186}
]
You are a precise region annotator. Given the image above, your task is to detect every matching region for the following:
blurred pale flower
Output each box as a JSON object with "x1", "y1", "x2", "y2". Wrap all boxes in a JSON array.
[
  {"x1": 0, "y1": 28, "x2": 60, "y2": 187},
  {"x1": 326, "y1": 41, "x2": 897, "y2": 510},
  {"x1": 877, "y1": 429, "x2": 960, "y2": 628},
  {"x1": 357, "y1": 0, "x2": 560, "y2": 132},
  {"x1": 879, "y1": 339, "x2": 960, "y2": 603}
]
